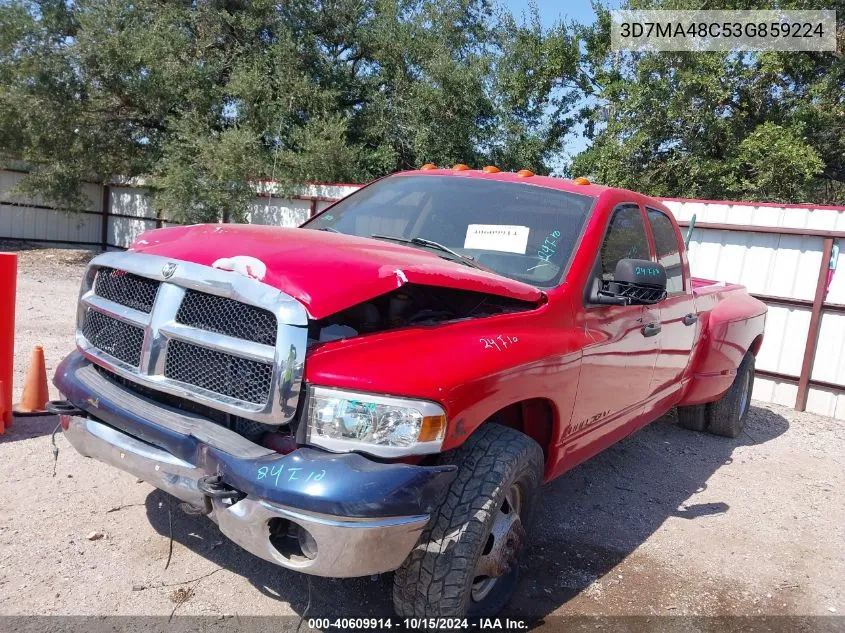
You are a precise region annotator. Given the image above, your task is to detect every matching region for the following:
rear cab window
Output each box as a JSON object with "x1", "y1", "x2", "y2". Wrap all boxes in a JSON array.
[{"x1": 646, "y1": 208, "x2": 685, "y2": 293}]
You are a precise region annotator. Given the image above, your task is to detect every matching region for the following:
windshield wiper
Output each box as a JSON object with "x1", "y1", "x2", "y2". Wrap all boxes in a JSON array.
[
  {"x1": 317, "y1": 226, "x2": 340, "y2": 233},
  {"x1": 370, "y1": 234, "x2": 488, "y2": 271}
]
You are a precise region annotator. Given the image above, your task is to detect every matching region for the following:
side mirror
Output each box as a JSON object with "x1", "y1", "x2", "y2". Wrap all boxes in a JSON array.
[{"x1": 591, "y1": 259, "x2": 668, "y2": 306}]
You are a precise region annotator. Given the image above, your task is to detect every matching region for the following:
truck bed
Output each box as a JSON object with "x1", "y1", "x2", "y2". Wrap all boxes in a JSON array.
[
  {"x1": 690, "y1": 276, "x2": 745, "y2": 296},
  {"x1": 677, "y1": 276, "x2": 767, "y2": 406}
]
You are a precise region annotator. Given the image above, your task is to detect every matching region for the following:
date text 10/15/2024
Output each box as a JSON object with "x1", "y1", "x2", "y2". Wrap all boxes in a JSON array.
[{"x1": 307, "y1": 618, "x2": 529, "y2": 630}]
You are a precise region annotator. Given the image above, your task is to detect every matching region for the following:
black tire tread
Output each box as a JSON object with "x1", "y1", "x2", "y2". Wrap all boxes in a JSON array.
[
  {"x1": 392, "y1": 423, "x2": 543, "y2": 618},
  {"x1": 676, "y1": 403, "x2": 709, "y2": 432},
  {"x1": 707, "y1": 353, "x2": 755, "y2": 438}
]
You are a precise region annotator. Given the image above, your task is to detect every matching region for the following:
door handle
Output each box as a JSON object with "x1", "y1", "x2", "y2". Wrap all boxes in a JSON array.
[
  {"x1": 641, "y1": 323, "x2": 661, "y2": 337},
  {"x1": 682, "y1": 313, "x2": 698, "y2": 326}
]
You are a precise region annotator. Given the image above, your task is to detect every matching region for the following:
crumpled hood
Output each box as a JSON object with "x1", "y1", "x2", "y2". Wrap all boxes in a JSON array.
[{"x1": 130, "y1": 224, "x2": 543, "y2": 319}]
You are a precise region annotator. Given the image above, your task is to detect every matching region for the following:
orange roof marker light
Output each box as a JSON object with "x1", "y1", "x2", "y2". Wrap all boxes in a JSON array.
[
  {"x1": 420, "y1": 163, "x2": 437, "y2": 170},
  {"x1": 452, "y1": 163, "x2": 470, "y2": 171},
  {"x1": 482, "y1": 165, "x2": 501, "y2": 173},
  {"x1": 516, "y1": 169, "x2": 534, "y2": 178},
  {"x1": 573, "y1": 176, "x2": 591, "y2": 185}
]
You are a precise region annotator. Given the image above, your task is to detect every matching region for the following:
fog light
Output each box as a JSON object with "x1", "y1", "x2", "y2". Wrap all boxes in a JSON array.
[{"x1": 298, "y1": 526, "x2": 318, "y2": 560}]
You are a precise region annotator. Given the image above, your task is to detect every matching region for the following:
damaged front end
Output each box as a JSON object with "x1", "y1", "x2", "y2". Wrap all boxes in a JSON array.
[
  {"x1": 55, "y1": 250, "x2": 464, "y2": 577},
  {"x1": 54, "y1": 231, "x2": 545, "y2": 578},
  {"x1": 311, "y1": 283, "x2": 541, "y2": 343},
  {"x1": 54, "y1": 352, "x2": 457, "y2": 577}
]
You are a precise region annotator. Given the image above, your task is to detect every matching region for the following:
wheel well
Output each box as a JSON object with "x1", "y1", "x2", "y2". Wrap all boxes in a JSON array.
[
  {"x1": 749, "y1": 334, "x2": 764, "y2": 357},
  {"x1": 485, "y1": 398, "x2": 555, "y2": 465}
]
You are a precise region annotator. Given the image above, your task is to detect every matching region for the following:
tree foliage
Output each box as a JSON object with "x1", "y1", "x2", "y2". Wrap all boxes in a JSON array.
[
  {"x1": 2, "y1": 0, "x2": 844, "y2": 217},
  {"x1": 571, "y1": 0, "x2": 845, "y2": 204},
  {"x1": 0, "y1": 0, "x2": 580, "y2": 220}
]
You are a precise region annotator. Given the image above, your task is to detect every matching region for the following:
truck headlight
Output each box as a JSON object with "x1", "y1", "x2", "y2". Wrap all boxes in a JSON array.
[{"x1": 305, "y1": 386, "x2": 447, "y2": 457}]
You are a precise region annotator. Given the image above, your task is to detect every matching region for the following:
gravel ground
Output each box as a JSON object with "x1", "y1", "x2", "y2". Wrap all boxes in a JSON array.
[{"x1": 0, "y1": 244, "x2": 843, "y2": 623}]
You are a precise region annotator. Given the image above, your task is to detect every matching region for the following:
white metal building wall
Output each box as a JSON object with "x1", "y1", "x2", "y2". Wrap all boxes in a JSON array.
[
  {"x1": 0, "y1": 170, "x2": 103, "y2": 245},
  {"x1": 0, "y1": 172, "x2": 359, "y2": 249},
  {"x1": 664, "y1": 199, "x2": 845, "y2": 419}
]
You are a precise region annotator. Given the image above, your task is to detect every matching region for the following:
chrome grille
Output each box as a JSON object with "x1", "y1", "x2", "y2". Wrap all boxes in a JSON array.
[
  {"x1": 75, "y1": 252, "x2": 308, "y2": 425},
  {"x1": 176, "y1": 290, "x2": 277, "y2": 345},
  {"x1": 81, "y1": 309, "x2": 145, "y2": 367},
  {"x1": 94, "y1": 267, "x2": 160, "y2": 313},
  {"x1": 164, "y1": 340, "x2": 273, "y2": 405}
]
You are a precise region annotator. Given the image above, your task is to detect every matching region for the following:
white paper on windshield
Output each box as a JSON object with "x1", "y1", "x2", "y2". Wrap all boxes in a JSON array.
[{"x1": 464, "y1": 224, "x2": 530, "y2": 254}]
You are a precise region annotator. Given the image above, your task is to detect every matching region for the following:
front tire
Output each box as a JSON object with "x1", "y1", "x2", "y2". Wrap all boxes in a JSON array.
[{"x1": 392, "y1": 424, "x2": 543, "y2": 618}]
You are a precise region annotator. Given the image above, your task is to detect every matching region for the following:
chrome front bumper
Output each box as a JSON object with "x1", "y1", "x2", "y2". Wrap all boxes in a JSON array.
[{"x1": 63, "y1": 415, "x2": 429, "y2": 577}]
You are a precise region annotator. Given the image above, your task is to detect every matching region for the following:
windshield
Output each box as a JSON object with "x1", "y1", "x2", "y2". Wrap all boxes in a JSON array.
[{"x1": 303, "y1": 175, "x2": 595, "y2": 288}]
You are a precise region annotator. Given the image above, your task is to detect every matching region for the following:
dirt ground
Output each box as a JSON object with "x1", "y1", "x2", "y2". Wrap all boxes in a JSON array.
[{"x1": 0, "y1": 243, "x2": 843, "y2": 624}]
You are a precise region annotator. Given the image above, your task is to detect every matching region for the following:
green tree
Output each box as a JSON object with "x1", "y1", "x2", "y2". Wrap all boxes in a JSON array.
[
  {"x1": 0, "y1": 0, "x2": 581, "y2": 221},
  {"x1": 570, "y1": 0, "x2": 845, "y2": 204},
  {"x1": 724, "y1": 122, "x2": 824, "y2": 202}
]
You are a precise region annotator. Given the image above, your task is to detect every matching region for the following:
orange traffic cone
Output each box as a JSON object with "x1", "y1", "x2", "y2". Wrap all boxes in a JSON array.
[{"x1": 14, "y1": 346, "x2": 51, "y2": 416}]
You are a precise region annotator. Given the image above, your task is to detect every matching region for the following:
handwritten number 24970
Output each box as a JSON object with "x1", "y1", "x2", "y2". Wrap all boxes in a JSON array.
[{"x1": 480, "y1": 335, "x2": 518, "y2": 352}]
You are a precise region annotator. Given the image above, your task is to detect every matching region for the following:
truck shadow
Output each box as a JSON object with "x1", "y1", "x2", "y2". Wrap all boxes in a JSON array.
[
  {"x1": 510, "y1": 404, "x2": 789, "y2": 618},
  {"x1": 143, "y1": 404, "x2": 788, "y2": 618}
]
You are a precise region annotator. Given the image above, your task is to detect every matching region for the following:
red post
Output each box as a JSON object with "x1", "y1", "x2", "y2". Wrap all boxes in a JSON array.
[
  {"x1": 795, "y1": 237, "x2": 834, "y2": 412},
  {"x1": 0, "y1": 253, "x2": 17, "y2": 430},
  {"x1": 0, "y1": 380, "x2": 5, "y2": 434}
]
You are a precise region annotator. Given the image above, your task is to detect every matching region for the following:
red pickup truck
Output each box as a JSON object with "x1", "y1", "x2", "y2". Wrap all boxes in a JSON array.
[{"x1": 52, "y1": 167, "x2": 766, "y2": 618}]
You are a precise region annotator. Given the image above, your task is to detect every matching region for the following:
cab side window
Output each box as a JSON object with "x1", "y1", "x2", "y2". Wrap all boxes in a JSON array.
[
  {"x1": 600, "y1": 204, "x2": 650, "y2": 281},
  {"x1": 647, "y1": 208, "x2": 684, "y2": 293}
]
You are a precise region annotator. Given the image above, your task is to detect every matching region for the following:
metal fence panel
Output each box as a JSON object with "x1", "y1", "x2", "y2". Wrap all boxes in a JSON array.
[
  {"x1": 248, "y1": 198, "x2": 312, "y2": 227},
  {"x1": 0, "y1": 170, "x2": 103, "y2": 245},
  {"x1": 665, "y1": 199, "x2": 845, "y2": 419}
]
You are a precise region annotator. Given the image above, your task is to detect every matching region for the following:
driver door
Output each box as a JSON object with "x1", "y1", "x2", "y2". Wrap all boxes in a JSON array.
[{"x1": 566, "y1": 204, "x2": 660, "y2": 461}]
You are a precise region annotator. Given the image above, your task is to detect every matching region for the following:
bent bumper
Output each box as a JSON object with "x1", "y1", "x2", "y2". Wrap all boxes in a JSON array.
[
  {"x1": 55, "y1": 352, "x2": 455, "y2": 578},
  {"x1": 63, "y1": 415, "x2": 430, "y2": 577}
]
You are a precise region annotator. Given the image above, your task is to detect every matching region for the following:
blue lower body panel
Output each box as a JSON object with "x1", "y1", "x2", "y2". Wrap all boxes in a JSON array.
[
  {"x1": 54, "y1": 351, "x2": 456, "y2": 519},
  {"x1": 54, "y1": 351, "x2": 457, "y2": 577}
]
